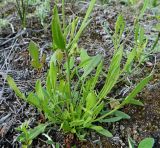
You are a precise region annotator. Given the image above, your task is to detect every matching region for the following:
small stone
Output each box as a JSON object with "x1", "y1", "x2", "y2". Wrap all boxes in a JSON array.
[
  {"x1": 120, "y1": 125, "x2": 125, "y2": 131},
  {"x1": 146, "y1": 62, "x2": 153, "y2": 67}
]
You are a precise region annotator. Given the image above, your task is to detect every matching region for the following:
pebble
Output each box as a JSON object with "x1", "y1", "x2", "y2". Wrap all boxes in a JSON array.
[
  {"x1": 120, "y1": 125, "x2": 125, "y2": 131},
  {"x1": 146, "y1": 61, "x2": 153, "y2": 67}
]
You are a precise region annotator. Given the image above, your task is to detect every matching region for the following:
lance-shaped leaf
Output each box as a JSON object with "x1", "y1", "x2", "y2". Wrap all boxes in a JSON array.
[
  {"x1": 17, "y1": 124, "x2": 48, "y2": 142},
  {"x1": 123, "y1": 48, "x2": 136, "y2": 73},
  {"x1": 86, "y1": 92, "x2": 97, "y2": 110},
  {"x1": 123, "y1": 75, "x2": 152, "y2": 105},
  {"x1": 99, "y1": 47, "x2": 123, "y2": 99},
  {"x1": 52, "y1": 6, "x2": 66, "y2": 50},
  {"x1": 81, "y1": 54, "x2": 102, "y2": 79},
  {"x1": 89, "y1": 125, "x2": 113, "y2": 137},
  {"x1": 7, "y1": 76, "x2": 26, "y2": 99},
  {"x1": 28, "y1": 41, "x2": 42, "y2": 69}
]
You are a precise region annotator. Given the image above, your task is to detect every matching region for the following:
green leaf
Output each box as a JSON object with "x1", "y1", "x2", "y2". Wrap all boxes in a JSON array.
[
  {"x1": 100, "y1": 116, "x2": 122, "y2": 123},
  {"x1": 7, "y1": 76, "x2": 26, "y2": 99},
  {"x1": 139, "y1": 0, "x2": 149, "y2": 19},
  {"x1": 64, "y1": 57, "x2": 75, "y2": 70},
  {"x1": 81, "y1": 54, "x2": 102, "y2": 79},
  {"x1": 99, "y1": 47, "x2": 123, "y2": 99},
  {"x1": 86, "y1": 92, "x2": 97, "y2": 110},
  {"x1": 134, "y1": 23, "x2": 140, "y2": 44},
  {"x1": 52, "y1": 6, "x2": 66, "y2": 50},
  {"x1": 94, "y1": 75, "x2": 151, "y2": 122},
  {"x1": 123, "y1": 48, "x2": 136, "y2": 73},
  {"x1": 69, "y1": 57, "x2": 75, "y2": 70},
  {"x1": 28, "y1": 41, "x2": 39, "y2": 61},
  {"x1": 113, "y1": 14, "x2": 125, "y2": 49},
  {"x1": 93, "y1": 102, "x2": 104, "y2": 118},
  {"x1": 17, "y1": 124, "x2": 47, "y2": 142},
  {"x1": 70, "y1": 0, "x2": 96, "y2": 47},
  {"x1": 29, "y1": 124, "x2": 47, "y2": 140},
  {"x1": 100, "y1": 110, "x2": 130, "y2": 123},
  {"x1": 138, "y1": 138, "x2": 154, "y2": 148},
  {"x1": 82, "y1": 116, "x2": 92, "y2": 127},
  {"x1": 69, "y1": 17, "x2": 79, "y2": 42},
  {"x1": 48, "y1": 62, "x2": 57, "y2": 90},
  {"x1": 128, "y1": 137, "x2": 135, "y2": 148},
  {"x1": 129, "y1": 99, "x2": 144, "y2": 106},
  {"x1": 91, "y1": 61, "x2": 103, "y2": 90},
  {"x1": 27, "y1": 92, "x2": 40, "y2": 108},
  {"x1": 114, "y1": 110, "x2": 130, "y2": 119},
  {"x1": 55, "y1": 143, "x2": 60, "y2": 148},
  {"x1": 123, "y1": 75, "x2": 152, "y2": 105},
  {"x1": 70, "y1": 119, "x2": 84, "y2": 127},
  {"x1": 28, "y1": 41, "x2": 42, "y2": 69},
  {"x1": 89, "y1": 125, "x2": 113, "y2": 137},
  {"x1": 80, "y1": 49, "x2": 90, "y2": 63},
  {"x1": 35, "y1": 80, "x2": 44, "y2": 102},
  {"x1": 115, "y1": 14, "x2": 125, "y2": 36}
]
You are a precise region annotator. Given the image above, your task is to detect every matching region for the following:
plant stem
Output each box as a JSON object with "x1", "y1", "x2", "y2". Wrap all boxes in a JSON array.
[{"x1": 66, "y1": 51, "x2": 71, "y2": 98}]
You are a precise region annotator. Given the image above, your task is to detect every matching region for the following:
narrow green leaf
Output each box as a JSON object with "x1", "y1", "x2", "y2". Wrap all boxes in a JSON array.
[
  {"x1": 113, "y1": 14, "x2": 125, "y2": 49},
  {"x1": 69, "y1": 0, "x2": 96, "y2": 47},
  {"x1": 29, "y1": 124, "x2": 47, "y2": 140},
  {"x1": 123, "y1": 75, "x2": 152, "y2": 105},
  {"x1": 52, "y1": 6, "x2": 66, "y2": 50},
  {"x1": 139, "y1": 0, "x2": 149, "y2": 19},
  {"x1": 128, "y1": 137, "x2": 135, "y2": 148},
  {"x1": 70, "y1": 120, "x2": 84, "y2": 127},
  {"x1": 129, "y1": 99, "x2": 144, "y2": 106},
  {"x1": 86, "y1": 92, "x2": 97, "y2": 110},
  {"x1": 27, "y1": 92, "x2": 40, "y2": 108},
  {"x1": 115, "y1": 14, "x2": 125, "y2": 36},
  {"x1": 80, "y1": 49, "x2": 90, "y2": 63},
  {"x1": 49, "y1": 62, "x2": 57, "y2": 90},
  {"x1": 81, "y1": 54, "x2": 102, "y2": 79},
  {"x1": 28, "y1": 41, "x2": 42, "y2": 69},
  {"x1": 28, "y1": 41, "x2": 39, "y2": 61},
  {"x1": 123, "y1": 48, "x2": 136, "y2": 73},
  {"x1": 69, "y1": 17, "x2": 79, "y2": 42},
  {"x1": 138, "y1": 138, "x2": 154, "y2": 148},
  {"x1": 99, "y1": 47, "x2": 123, "y2": 99},
  {"x1": 35, "y1": 80, "x2": 44, "y2": 102},
  {"x1": 93, "y1": 102, "x2": 104, "y2": 118},
  {"x1": 89, "y1": 125, "x2": 113, "y2": 137},
  {"x1": 46, "y1": 73, "x2": 52, "y2": 95},
  {"x1": 114, "y1": 110, "x2": 130, "y2": 119},
  {"x1": 100, "y1": 117, "x2": 122, "y2": 123},
  {"x1": 134, "y1": 23, "x2": 140, "y2": 44},
  {"x1": 91, "y1": 61, "x2": 103, "y2": 90},
  {"x1": 17, "y1": 124, "x2": 47, "y2": 142},
  {"x1": 83, "y1": 117, "x2": 92, "y2": 127},
  {"x1": 7, "y1": 76, "x2": 25, "y2": 99},
  {"x1": 100, "y1": 110, "x2": 130, "y2": 123},
  {"x1": 94, "y1": 75, "x2": 151, "y2": 122}
]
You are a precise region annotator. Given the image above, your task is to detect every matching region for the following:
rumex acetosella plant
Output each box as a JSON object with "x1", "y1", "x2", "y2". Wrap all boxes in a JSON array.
[{"x1": 7, "y1": 0, "x2": 152, "y2": 146}]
